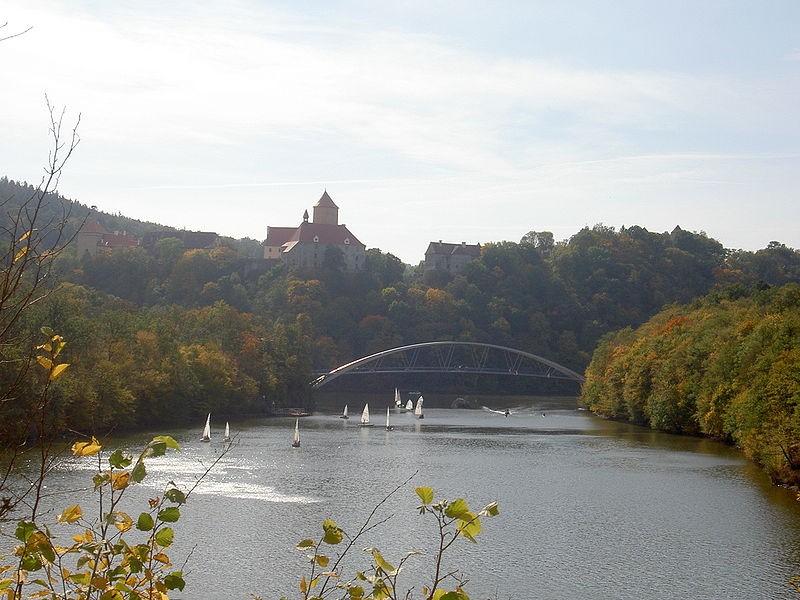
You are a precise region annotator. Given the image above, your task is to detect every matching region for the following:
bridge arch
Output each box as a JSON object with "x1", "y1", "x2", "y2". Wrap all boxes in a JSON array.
[{"x1": 311, "y1": 341, "x2": 585, "y2": 388}]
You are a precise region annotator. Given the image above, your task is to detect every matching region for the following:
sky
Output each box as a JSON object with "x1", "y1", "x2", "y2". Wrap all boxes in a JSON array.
[{"x1": 2, "y1": 1, "x2": 799, "y2": 264}]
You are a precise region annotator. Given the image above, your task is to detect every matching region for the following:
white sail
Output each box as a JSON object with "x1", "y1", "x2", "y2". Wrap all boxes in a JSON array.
[
  {"x1": 201, "y1": 413, "x2": 211, "y2": 441},
  {"x1": 405, "y1": 399, "x2": 413, "y2": 410},
  {"x1": 223, "y1": 421, "x2": 230, "y2": 442},
  {"x1": 340, "y1": 404, "x2": 349, "y2": 419},
  {"x1": 360, "y1": 403, "x2": 372, "y2": 426},
  {"x1": 414, "y1": 396, "x2": 424, "y2": 418},
  {"x1": 292, "y1": 418, "x2": 300, "y2": 447},
  {"x1": 386, "y1": 407, "x2": 393, "y2": 430},
  {"x1": 394, "y1": 388, "x2": 402, "y2": 407}
]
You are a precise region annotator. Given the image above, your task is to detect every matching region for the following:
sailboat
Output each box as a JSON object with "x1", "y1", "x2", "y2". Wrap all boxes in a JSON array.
[
  {"x1": 223, "y1": 421, "x2": 231, "y2": 442},
  {"x1": 291, "y1": 418, "x2": 300, "y2": 447},
  {"x1": 414, "y1": 396, "x2": 424, "y2": 419},
  {"x1": 385, "y1": 407, "x2": 394, "y2": 431},
  {"x1": 394, "y1": 388, "x2": 403, "y2": 409},
  {"x1": 201, "y1": 413, "x2": 211, "y2": 442},
  {"x1": 360, "y1": 403, "x2": 373, "y2": 427},
  {"x1": 340, "y1": 404, "x2": 349, "y2": 419},
  {"x1": 405, "y1": 398, "x2": 413, "y2": 411}
]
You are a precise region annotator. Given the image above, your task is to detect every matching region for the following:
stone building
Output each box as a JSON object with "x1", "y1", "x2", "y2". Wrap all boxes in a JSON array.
[
  {"x1": 262, "y1": 191, "x2": 366, "y2": 271},
  {"x1": 76, "y1": 221, "x2": 139, "y2": 257},
  {"x1": 424, "y1": 241, "x2": 481, "y2": 274}
]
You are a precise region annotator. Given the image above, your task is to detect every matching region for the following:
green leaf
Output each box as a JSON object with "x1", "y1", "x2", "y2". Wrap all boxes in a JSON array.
[
  {"x1": 457, "y1": 513, "x2": 482, "y2": 542},
  {"x1": 130, "y1": 461, "x2": 147, "y2": 483},
  {"x1": 20, "y1": 553, "x2": 42, "y2": 571},
  {"x1": 164, "y1": 572, "x2": 186, "y2": 591},
  {"x1": 93, "y1": 472, "x2": 109, "y2": 490},
  {"x1": 348, "y1": 585, "x2": 365, "y2": 599},
  {"x1": 70, "y1": 573, "x2": 91, "y2": 585},
  {"x1": 136, "y1": 512, "x2": 154, "y2": 532},
  {"x1": 109, "y1": 449, "x2": 132, "y2": 469},
  {"x1": 445, "y1": 498, "x2": 470, "y2": 520},
  {"x1": 315, "y1": 555, "x2": 329, "y2": 567},
  {"x1": 145, "y1": 440, "x2": 167, "y2": 458},
  {"x1": 40, "y1": 326, "x2": 54, "y2": 337},
  {"x1": 158, "y1": 507, "x2": 180, "y2": 523},
  {"x1": 164, "y1": 488, "x2": 186, "y2": 505},
  {"x1": 322, "y1": 520, "x2": 343, "y2": 545},
  {"x1": 369, "y1": 549, "x2": 395, "y2": 574},
  {"x1": 415, "y1": 486, "x2": 434, "y2": 504},
  {"x1": 15, "y1": 520, "x2": 36, "y2": 542},
  {"x1": 439, "y1": 592, "x2": 469, "y2": 600},
  {"x1": 154, "y1": 527, "x2": 174, "y2": 547},
  {"x1": 152, "y1": 435, "x2": 180, "y2": 450},
  {"x1": 372, "y1": 579, "x2": 391, "y2": 600},
  {"x1": 37, "y1": 539, "x2": 56, "y2": 563},
  {"x1": 128, "y1": 557, "x2": 142, "y2": 574}
]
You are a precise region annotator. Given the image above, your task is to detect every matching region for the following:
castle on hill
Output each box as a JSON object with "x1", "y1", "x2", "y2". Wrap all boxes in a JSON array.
[
  {"x1": 262, "y1": 190, "x2": 366, "y2": 271},
  {"x1": 76, "y1": 190, "x2": 481, "y2": 273}
]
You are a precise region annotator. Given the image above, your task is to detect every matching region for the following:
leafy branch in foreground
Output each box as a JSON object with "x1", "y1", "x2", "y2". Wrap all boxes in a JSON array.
[
  {"x1": 285, "y1": 481, "x2": 499, "y2": 600},
  {"x1": 3, "y1": 434, "x2": 188, "y2": 600}
]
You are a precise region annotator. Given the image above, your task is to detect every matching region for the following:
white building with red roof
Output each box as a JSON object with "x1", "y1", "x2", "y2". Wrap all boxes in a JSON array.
[{"x1": 262, "y1": 191, "x2": 366, "y2": 271}]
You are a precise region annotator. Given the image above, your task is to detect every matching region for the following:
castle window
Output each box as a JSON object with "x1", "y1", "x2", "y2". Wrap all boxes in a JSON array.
[
  {"x1": 313, "y1": 236, "x2": 319, "y2": 243},
  {"x1": 344, "y1": 238, "x2": 350, "y2": 245}
]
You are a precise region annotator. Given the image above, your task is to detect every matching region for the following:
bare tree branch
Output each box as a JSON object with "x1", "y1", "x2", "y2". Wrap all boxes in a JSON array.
[{"x1": 0, "y1": 20, "x2": 32, "y2": 42}]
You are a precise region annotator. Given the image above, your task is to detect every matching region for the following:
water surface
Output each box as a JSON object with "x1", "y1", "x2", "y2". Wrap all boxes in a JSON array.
[{"x1": 30, "y1": 400, "x2": 800, "y2": 599}]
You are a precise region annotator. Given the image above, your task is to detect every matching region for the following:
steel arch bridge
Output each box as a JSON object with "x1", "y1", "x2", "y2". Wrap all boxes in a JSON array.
[{"x1": 311, "y1": 341, "x2": 585, "y2": 388}]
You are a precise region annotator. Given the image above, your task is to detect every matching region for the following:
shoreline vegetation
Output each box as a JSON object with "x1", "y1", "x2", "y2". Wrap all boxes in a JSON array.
[{"x1": 580, "y1": 283, "x2": 800, "y2": 489}]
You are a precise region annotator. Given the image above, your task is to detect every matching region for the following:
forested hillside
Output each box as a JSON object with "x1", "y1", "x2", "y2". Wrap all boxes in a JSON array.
[
  {"x1": 580, "y1": 284, "x2": 800, "y2": 487},
  {"x1": 3, "y1": 177, "x2": 800, "y2": 438}
]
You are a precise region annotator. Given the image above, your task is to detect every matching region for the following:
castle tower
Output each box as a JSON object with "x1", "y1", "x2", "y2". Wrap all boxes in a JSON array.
[{"x1": 312, "y1": 190, "x2": 339, "y2": 226}]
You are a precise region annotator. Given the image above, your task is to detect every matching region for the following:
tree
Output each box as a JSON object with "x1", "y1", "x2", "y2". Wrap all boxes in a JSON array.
[
  {"x1": 0, "y1": 99, "x2": 83, "y2": 516},
  {"x1": 520, "y1": 230, "x2": 554, "y2": 253}
]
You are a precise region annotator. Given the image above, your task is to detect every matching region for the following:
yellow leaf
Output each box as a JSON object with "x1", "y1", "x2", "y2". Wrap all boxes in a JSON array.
[
  {"x1": 315, "y1": 555, "x2": 329, "y2": 567},
  {"x1": 111, "y1": 471, "x2": 130, "y2": 491},
  {"x1": 49, "y1": 363, "x2": 70, "y2": 381},
  {"x1": 13, "y1": 247, "x2": 28, "y2": 264},
  {"x1": 57, "y1": 505, "x2": 83, "y2": 524},
  {"x1": 18, "y1": 230, "x2": 31, "y2": 243},
  {"x1": 72, "y1": 437, "x2": 102, "y2": 456},
  {"x1": 300, "y1": 576, "x2": 308, "y2": 594},
  {"x1": 36, "y1": 356, "x2": 52, "y2": 371},
  {"x1": 152, "y1": 553, "x2": 170, "y2": 564},
  {"x1": 113, "y1": 512, "x2": 133, "y2": 533}
]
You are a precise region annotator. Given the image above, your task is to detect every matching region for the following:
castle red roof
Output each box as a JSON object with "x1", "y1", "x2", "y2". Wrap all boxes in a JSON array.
[
  {"x1": 287, "y1": 222, "x2": 364, "y2": 247},
  {"x1": 263, "y1": 226, "x2": 298, "y2": 247},
  {"x1": 315, "y1": 190, "x2": 338, "y2": 209},
  {"x1": 101, "y1": 233, "x2": 139, "y2": 249},
  {"x1": 81, "y1": 221, "x2": 110, "y2": 235}
]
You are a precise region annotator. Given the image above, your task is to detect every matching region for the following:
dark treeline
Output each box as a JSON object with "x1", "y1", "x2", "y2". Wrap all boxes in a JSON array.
[
  {"x1": 3, "y1": 177, "x2": 800, "y2": 440},
  {"x1": 580, "y1": 283, "x2": 800, "y2": 487}
]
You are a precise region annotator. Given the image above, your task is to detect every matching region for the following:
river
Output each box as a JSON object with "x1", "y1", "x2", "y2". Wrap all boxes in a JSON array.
[{"x1": 16, "y1": 397, "x2": 800, "y2": 599}]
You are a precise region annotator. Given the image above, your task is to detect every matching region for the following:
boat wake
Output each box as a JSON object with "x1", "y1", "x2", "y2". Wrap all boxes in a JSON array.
[{"x1": 481, "y1": 406, "x2": 511, "y2": 415}]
